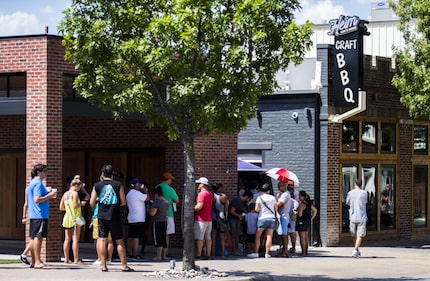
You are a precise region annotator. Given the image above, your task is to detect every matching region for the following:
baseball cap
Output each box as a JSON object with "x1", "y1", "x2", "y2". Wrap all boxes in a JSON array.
[
  {"x1": 163, "y1": 172, "x2": 175, "y2": 180},
  {"x1": 130, "y1": 178, "x2": 143, "y2": 187},
  {"x1": 195, "y1": 177, "x2": 209, "y2": 186}
]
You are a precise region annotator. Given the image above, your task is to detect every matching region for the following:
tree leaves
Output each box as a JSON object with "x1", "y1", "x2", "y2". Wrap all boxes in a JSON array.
[{"x1": 391, "y1": 0, "x2": 430, "y2": 120}]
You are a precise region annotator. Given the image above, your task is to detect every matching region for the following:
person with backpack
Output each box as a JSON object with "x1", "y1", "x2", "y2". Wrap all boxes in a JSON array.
[{"x1": 89, "y1": 164, "x2": 133, "y2": 272}]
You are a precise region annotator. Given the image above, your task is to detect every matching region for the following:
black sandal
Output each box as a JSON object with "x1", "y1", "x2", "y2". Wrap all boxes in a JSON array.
[
  {"x1": 122, "y1": 267, "x2": 134, "y2": 272},
  {"x1": 101, "y1": 268, "x2": 108, "y2": 272}
]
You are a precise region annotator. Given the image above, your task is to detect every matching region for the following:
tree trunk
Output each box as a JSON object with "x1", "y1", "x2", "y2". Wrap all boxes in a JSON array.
[{"x1": 181, "y1": 138, "x2": 196, "y2": 270}]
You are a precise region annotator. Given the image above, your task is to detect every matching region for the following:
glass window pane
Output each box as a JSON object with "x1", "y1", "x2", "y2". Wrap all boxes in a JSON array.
[
  {"x1": 362, "y1": 166, "x2": 376, "y2": 231},
  {"x1": 62, "y1": 75, "x2": 75, "y2": 98},
  {"x1": 342, "y1": 122, "x2": 359, "y2": 153},
  {"x1": 381, "y1": 123, "x2": 396, "y2": 154},
  {"x1": 380, "y1": 165, "x2": 395, "y2": 229},
  {"x1": 413, "y1": 166, "x2": 428, "y2": 228},
  {"x1": 414, "y1": 125, "x2": 428, "y2": 155},
  {"x1": 9, "y1": 75, "x2": 26, "y2": 97},
  {"x1": 342, "y1": 165, "x2": 357, "y2": 233},
  {"x1": 0, "y1": 76, "x2": 6, "y2": 97},
  {"x1": 362, "y1": 122, "x2": 378, "y2": 153}
]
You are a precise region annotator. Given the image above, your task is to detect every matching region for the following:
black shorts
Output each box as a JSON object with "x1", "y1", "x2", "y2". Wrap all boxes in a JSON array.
[
  {"x1": 246, "y1": 234, "x2": 256, "y2": 244},
  {"x1": 98, "y1": 218, "x2": 123, "y2": 240},
  {"x1": 296, "y1": 220, "x2": 311, "y2": 232},
  {"x1": 128, "y1": 222, "x2": 146, "y2": 238},
  {"x1": 153, "y1": 221, "x2": 167, "y2": 248},
  {"x1": 30, "y1": 219, "x2": 48, "y2": 238}
]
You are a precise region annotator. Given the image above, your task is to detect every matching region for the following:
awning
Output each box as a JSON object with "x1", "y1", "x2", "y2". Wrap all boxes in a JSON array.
[{"x1": 238, "y1": 158, "x2": 267, "y2": 172}]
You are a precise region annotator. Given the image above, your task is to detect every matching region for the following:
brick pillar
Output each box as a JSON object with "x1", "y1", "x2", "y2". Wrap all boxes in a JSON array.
[
  {"x1": 399, "y1": 122, "x2": 412, "y2": 240},
  {"x1": 26, "y1": 37, "x2": 63, "y2": 262}
]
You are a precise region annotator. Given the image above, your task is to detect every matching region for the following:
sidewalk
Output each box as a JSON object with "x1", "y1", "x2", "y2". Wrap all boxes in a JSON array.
[{"x1": 1, "y1": 240, "x2": 430, "y2": 281}]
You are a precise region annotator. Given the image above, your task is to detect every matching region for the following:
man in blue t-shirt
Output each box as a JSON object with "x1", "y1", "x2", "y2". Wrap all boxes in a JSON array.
[{"x1": 27, "y1": 164, "x2": 57, "y2": 269}]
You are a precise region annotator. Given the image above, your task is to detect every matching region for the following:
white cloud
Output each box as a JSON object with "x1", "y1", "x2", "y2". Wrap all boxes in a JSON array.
[
  {"x1": 0, "y1": 12, "x2": 42, "y2": 36},
  {"x1": 41, "y1": 5, "x2": 54, "y2": 14},
  {"x1": 296, "y1": 0, "x2": 346, "y2": 24}
]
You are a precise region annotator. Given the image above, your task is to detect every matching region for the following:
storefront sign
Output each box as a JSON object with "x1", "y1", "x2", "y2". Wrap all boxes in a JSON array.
[{"x1": 328, "y1": 15, "x2": 367, "y2": 107}]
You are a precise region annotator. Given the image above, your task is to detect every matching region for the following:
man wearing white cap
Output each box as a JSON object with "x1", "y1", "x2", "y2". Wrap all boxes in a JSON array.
[{"x1": 194, "y1": 177, "x2": 213, "y2": 259}]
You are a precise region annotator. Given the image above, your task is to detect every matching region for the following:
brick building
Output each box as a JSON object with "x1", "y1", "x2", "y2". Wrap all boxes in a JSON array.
[
  {"x1": 239, "y1": 44, "x2": 430, "y2": 246},
  {"x1": 0, "y1": 35, "x2": 238, "y2": 261}
]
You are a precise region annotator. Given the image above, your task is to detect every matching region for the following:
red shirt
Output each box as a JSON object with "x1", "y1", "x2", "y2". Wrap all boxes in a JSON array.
[{"x1": 195, "y1": 188, "x2": 213, "y2": 222}]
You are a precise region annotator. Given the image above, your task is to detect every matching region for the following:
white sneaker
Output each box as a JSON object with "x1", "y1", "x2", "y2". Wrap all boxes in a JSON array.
[
  {"x1": 92, "y1": 260, "x2": 102, "y2": 265},
  {"x1": 247, "y1": 253, "x2": 259, "y2": 258},
  {"x1": 264, "y1": 254, "x2": 271, "y2": 258},
  {"x1": 352, "y1": 250, "x2": 360, "y2": 258}
]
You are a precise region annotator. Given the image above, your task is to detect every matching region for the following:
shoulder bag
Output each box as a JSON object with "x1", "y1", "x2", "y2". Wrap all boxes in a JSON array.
[{"x1": 260, "y1": 197, "x2": 280, "y2": 229}]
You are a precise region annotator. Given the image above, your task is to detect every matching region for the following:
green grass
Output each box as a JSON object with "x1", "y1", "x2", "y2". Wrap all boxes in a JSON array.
[{"x1": 0, "y1": 259, "x2": 20, "y2": 264}]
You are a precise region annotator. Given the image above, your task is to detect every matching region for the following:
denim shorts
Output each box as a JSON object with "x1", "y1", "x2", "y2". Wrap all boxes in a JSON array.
[{"x1": 257, "y1": 217, "x2": 276, "y2": 230}]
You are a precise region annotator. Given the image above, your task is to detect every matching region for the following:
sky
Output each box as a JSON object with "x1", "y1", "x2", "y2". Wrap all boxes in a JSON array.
[{"x1": 0, "y1": 0, "x2": 380, "y2": 36}]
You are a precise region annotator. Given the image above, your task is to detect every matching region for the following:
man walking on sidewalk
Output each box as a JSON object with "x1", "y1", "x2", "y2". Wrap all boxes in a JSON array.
[{"x1": 346, "y1": 178, "x2": 368, "y2": 258}]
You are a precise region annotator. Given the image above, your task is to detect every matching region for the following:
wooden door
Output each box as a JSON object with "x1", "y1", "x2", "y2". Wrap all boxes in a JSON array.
[
  {"x1": 0, "y1": 153, "x2": 25, "y2": 238},
  {"x1": 127, "y1": 149, "x2": 166, "y2": 191}
]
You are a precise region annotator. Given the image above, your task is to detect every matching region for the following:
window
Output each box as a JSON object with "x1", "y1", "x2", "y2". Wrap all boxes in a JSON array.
[
  {"x1": 362, "y1": 165, "x2": 376, "y2": 231},
  {"x1": 63, "y1": 74, "x2": 81, "y2": 99},
  {"x1": 341, "y1": 165, "x2": 357, "y2": 233},
  {"x1": 380, "y1": 165, "x2": 395, "y2": 229},
  {"x1": 342, "y1": 121, "x2": 397, "y2": 154},
  {"x1": 342, "y1": 122, "x2": 359, "y2": 153},
  {"x1": 362, "y1": 122, "x2": 377, "y2": 153},
  {"x1": 413, "y1": 166, "x2": 428, "y2": 228},
  {"x1": 381, "y1": 123, "x2": 396, "y2": 153},
  {"x1": 0, "y1": 73, "x2": 26, "y2": 98},
  {"x1": 414, "y1": 125, "x2": 428, "y2": 155}
]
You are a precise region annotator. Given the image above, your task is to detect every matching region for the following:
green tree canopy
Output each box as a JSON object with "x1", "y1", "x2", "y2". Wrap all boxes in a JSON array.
[
  {"x1": 391, "y1": 0, "x2": 430, "y2": 120},
  {"x1": 59, "y1": 0, "x2": 312, "y2": 269}
]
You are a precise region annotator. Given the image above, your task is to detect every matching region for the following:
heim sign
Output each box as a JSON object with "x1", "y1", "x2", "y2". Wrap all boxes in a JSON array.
[{"x1": 328, "y1": 15, "x2": 367, "y2": 107}]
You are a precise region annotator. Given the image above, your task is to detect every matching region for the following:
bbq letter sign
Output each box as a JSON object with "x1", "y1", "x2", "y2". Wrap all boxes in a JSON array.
[{"x1": 328, "y1": 15, "x2": 368, "y2": 107}]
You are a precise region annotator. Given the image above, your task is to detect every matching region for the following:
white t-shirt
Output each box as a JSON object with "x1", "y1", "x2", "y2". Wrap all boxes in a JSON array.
[
  {"x1": 346, "y1": 188, "x2": 368, "y2": 223},
  {"x1": 278, "y1": 191, "x2": 291, "y2": 218},
  {"x1": 256, "y1": 193, "x2": 277, "y2": 220},
  {"x1": 126, "y1": 189, "x2": 148, "y2": 223}
]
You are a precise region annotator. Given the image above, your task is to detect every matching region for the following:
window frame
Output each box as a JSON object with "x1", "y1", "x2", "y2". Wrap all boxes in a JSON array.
[{"x1": 0, "y1": 72, "x2": 26, "y2": 98}]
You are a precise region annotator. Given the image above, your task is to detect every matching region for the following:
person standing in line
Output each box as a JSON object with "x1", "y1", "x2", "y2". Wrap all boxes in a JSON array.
[
  {"x1": 228, "y1": 190, "x2": 254, "y2": 255},
  {"x1": 194, "y1": 177, "x2": 214, "y2": 259},
  {"x1": 156, "y1": 172, "x2": 179, "y2": 258},
  {"x1": 149, "y1": 185, "x2": 170, "y2": 261},
  {"x1": 125, "y1": 178, "x2": 149, "y2": 259},
  {"x1": 211, "y1": 183, "x2": 229, "y2": 258},
  {"x1": 275, "y1": 181, "x2": 292, "y2": 257},
  {"x1": 244, "y1": 203, "x2": 258, "y2": 254},
  {"x1": 287, "y1": 192, "x2": 299, "y2": 255},
  {"x1": 247, "y1": 183, "x2": 277, "y2": 258},
  {"x1": 27, "y1": 163, "x2": 57, "y2": 269},
  {"x1": 20, "y1": 185, "x2": 32, "y2": 266},
  {"x1": 90, "y1": 200, "x2": 114, "y2": 265},
  {"x1": 59, "y1": 175, "x2": 86, "y2": 264},
  {"x1": 89, "y1": 164, "x2": 133, "y2": 272},
  {"x1": 296, "y1": 190, "x2": 317, "y2": 256},
  {"x1": 346, "y1": 178, "x2": 368, "y2": 258}
]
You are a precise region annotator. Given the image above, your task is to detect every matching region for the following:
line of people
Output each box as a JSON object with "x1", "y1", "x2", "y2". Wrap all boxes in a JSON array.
[
  {"x1": 197, "y1": 178, "x2": 318, "y2": 259},
  {"x1": 21, "y1": 162, "x2": 319, "y2": 271},
  {"x1": 21, "y1": 163, "x2": 181, "y2": 272}
]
